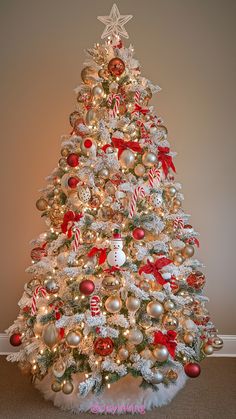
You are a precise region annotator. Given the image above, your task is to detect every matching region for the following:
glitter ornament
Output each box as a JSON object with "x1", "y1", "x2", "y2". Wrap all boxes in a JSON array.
[
  {"x1": 127, "y1": 328, "x2": 143, "y2": 345},
  {"x1": 187, "y1": 271, "x2": 206, "y2": 290},
  {"x1": 94, "y1": 337, "x2": 114, "y2": 356},
  {"x1": 51, "y1": 381, "x2": 62, "y2": 392},
  {"x1": 30, "y1": 246, "x2": 47, "y2": 262},
  {"x1": 68, "y1": 176, "x2": 79, "y2": 189}
]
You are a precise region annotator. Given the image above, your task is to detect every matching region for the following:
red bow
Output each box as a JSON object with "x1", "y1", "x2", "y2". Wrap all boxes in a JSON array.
[
  {"x1": 61, "y1": 211, "x2": 83, "y2": 239},
  {"x1": 88, "y1": 247, "x2": 108, "y2": 265},
  {"x1": 112, "y1": 137, "x2": 142, "y2": 158},
  {"x1": 103, "y1": 266, "x2": 123, "y2": 274},
  {"x1": 139, "y1": 257, "x2": 172, "y2": 285},
  {"x1": 157, "y1": 147, "x2": 176, "y2": 178},
  {"x1": 153, "y1": 330, "x2": 177, "y2": 358},
  {"x1": 132, "y1": 103, "x2": 149, "y2": 116}
]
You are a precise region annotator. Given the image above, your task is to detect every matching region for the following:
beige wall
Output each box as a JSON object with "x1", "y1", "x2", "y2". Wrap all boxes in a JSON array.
[{"x1": 0, "y1": 0, "x2": 235, "y2": 334}]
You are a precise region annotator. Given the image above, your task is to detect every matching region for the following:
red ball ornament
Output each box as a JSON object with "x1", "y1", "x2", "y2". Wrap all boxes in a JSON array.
[
  {"x1": 68, "y1": 176, "x2": 79, "y2": 189},
  {"x1": 10, "y1": 333, "x2": 22, "y2": 347},
  {"x1": 67, "y1": 153, "x2": 79, "y2": 167},
  {"x1": 132, "y1": 227, "x2": 145, "y2": 240},
  {"x1": 94, "y1": 337, "x2": 114, "y2": 356},
  {"x1": 30, "y1": 246, "x2": 47, "y2": 262},
  {"x1": 79, "y1": 279, "x2": 95, "y2": 296},
  {"x1": 84, "y1": 139, "x2": 93, "y2": 149},
  {"x1": 108, "y1": 58, "x2": 125, "y2": 76},
  {"x1": 184, "y1": 362, "x2": 201, "y2": 378}
]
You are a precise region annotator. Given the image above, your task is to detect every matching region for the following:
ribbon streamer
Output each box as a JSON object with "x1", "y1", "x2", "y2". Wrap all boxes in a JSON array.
[
  {"x1": 157, "y1": 146, "x2": 176, "y2": 178},
  {"x1": 138, "y1": 257, "x2": 172, "y2": 285},
  {"x1": 61, "y1": 211, "x2": 83, "y2": 239},
  {"x1": 88, "y1": 247, "x2": 108, "y2": 265}
]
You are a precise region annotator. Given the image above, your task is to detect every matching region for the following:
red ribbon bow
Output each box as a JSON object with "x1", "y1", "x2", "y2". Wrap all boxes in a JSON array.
[
  {"x1": 132, "y1": 103, "x2": 149, "y2": 116},
  {"x1": 139, "y1": 257, "x2": 172, "y2": 285},
  {"x1": 153, "y1": 330, "x2": 177, "y2": 358},
  {"x1": 103, "y1": 266, "x2": 123, "y2": 274},
  {"x1": 112, "y1": 137, "x2": 142, "y2": 158},
  {"x1": 88, "y1": 247, "x2": 108, "y2": 265},
  {"x1": 61, "y1": 211, "x2": 83, "y2": 239},
  {"x1": 157, "y1": 146, "x2": 176, "y2": 178}
]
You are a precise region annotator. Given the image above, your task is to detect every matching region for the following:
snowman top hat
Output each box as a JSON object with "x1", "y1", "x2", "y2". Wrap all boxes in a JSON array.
[{"x1": 112, "y1": 230, "x2": 123, "y2": 240}]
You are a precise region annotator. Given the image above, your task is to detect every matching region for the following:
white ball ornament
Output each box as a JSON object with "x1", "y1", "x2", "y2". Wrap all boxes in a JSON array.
[{"x1": 127, "y1": 329, "x2": 143, "y2": 345}]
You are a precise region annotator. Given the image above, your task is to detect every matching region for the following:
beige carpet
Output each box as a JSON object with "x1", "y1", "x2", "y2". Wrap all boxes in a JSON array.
[{"x1": 0, "y1": 357, "x2": 235, "y2": 419}]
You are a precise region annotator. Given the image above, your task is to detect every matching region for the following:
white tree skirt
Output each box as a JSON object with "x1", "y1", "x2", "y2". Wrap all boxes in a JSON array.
[{"x1": 35, "y1": 369, "x2": 187, "y2": 414}]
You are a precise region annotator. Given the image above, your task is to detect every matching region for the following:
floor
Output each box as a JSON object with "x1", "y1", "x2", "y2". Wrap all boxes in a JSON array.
[{"x1": 0, "y1": 357, "x2": 235, "y2": 419}]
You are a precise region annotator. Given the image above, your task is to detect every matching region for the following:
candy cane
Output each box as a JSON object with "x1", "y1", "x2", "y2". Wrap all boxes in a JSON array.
[
  {"x1": 173, "y1": 217, "x2": 184, "y2": 230},
  {"x1": 107, "y1": 94, "x2": 121, "y2": 118},
  {"x1": 148, "y1": 168, "x2": 161, "y2": 189},
  {"x1": 90, "y1": 295, "x2": 101, "y2": 317},
  {"x1": 72, "y1": 228, "x2": 80, "y2": 252},
  {"x1": 137, "y1": 120, "x2": 149, "y2": 139},
  {"x1": 128, "y1": 186, "x2": 146, "y2": 218},
  {"x1": 31, "y1": 286, "x2": 47, "y2": 315}
]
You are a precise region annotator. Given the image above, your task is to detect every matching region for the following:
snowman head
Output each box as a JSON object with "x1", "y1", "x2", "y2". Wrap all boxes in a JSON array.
[{"x1": 111, "y1": 232, "x2": 123, "y2": 250}]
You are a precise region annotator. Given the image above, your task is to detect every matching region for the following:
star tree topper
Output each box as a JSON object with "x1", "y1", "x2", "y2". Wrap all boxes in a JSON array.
[{"x1": 97, "y1": 3, "x2": 133, "y2": 40}]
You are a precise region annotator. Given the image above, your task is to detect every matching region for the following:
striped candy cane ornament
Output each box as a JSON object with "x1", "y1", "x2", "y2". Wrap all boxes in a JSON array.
[
  {"x1": 90, "y1": 295, "x2": 101, "y2": 317},
  {"x1": 31, "y1": 286, "x2": 47, "y2": 315},
  {"x1": 148, "y1": 168, "x2": 161, "y2": 189},
  {"x1": 72, "y1": 228, "x2": 80, "y2": 252},
  {"x1": 173, "y1": 217, "x2": 184, "y2": 230},
  {"x1": 107, "y1": 94, "x2": 121, "y2": 118},
  {"x1": 128, "y1": 186, "x2": 146, "y2": 218}
]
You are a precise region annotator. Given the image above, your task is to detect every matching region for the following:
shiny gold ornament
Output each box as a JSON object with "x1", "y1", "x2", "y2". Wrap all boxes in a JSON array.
[
  {"x1": 173, "y1": 198, "x2": 181, "y2": 208},
  {"x1": 42, "y1": 323, "x2": 59, "y2": 349},
  {"x1": 142, "y1": 151, "x2": 157, "y2": 167},
  {"x1": 139, "y1": 314, "x2": 152, "y2": 329},
  {"x1": 58, "y1": 157, "x2": 67, "y2": 169},
  {"x1": 167, "y1": 369, "x2": 178, "y2": 382},
  {"x1": 203, "y1": 343, "x2": 214, "y2": 355},
  {"x1": 153, "y1": 344, "x2": 169, "y2": 362},
  {"x1": 62, "y1": 381, "x2": 74, "y2": 395},
  {"x1": 78, "y1": 185, "x2": 91, "y2": 203},
  {"x1": 212, "y1": 336, "x2": 224, "y2": 351},
  {"x1": 134, "y1": 164, "x2": 145, "y2": 177},
  {"x1": 92, "y1": 84, "x2": 104, "y2": 102},
  {"x1": 36, "y1": 198, "x2": 48, "y2": 211},
  {"x1": 118, "y1": 103, "x2": 127, "y2": 115},
  {"x1": 81, "y1": 66, "x2": 98, "y2": 86},
  {"x1": 99, "y1": 168, "x2": 109, "y2": 179},
  {"x1": 98, "y1": 68, "x2": 109, "y2": 79},
  {"x1": 118, "y1": 347, "x2": 129, "y2": 361},
  {"x1": 162, "y1": 315, "x2": 179, "y2": 330},
  {"x1": 119, "y1": 149, "x2": 135, "y2": 169},
  {"x1": 65, "y1": 330, "x2": 82, "y2": 348},
  {"x1": 105, "y1": 295, "x2": 122, "y2": 313},
  {"x1": 181, "y1": 245, "x2": 194, "y2": 258},
  {"x1": 52, "y1": 358, "x2": 66, "y2": 378},
  {"x1": 164, "y1": 300, "x2": 175, "y2": 311},
  {"x1": 85, "y1": 109, "x2": 98, "y2": 126},
  {"x1": 51, "y1": 381, "x2": 62, "y2": 392},
  {"x1": 82, "y1": 230, "x2": 97, "y2": 244},
  {"x1": 33, "y1": 322, "x2": 44, "y2": 337},
  {"x1": 173, "y1": 254, "x2": 184, "y2": 266},
  {"x1": 127, "y1": 328, "x2": 143, "y2": 345},
  {"x1": 151, "y1": 368, "x2": 164, "y2": 384},
  {"x1": 140, "y1": 348, "x2": 154, "y2": 360},
  {"x1": 168, "y1": 186, "x2": 177, "y2": 197},
  {"x1": 101, "y1": 276, "x2": 120, "y2": 295},
  {"x1": 146, "y1": 301, "x2": 164, "y2": 319},
  {"x1": 125, "y1": 296, "x2": 140, "y2": 312},
  {"x1": 61, "y1": 147, "x2": 70, "y2": 157},
  {"x1": 183, "y1": 333, "x2": 194, "y2": 345}
]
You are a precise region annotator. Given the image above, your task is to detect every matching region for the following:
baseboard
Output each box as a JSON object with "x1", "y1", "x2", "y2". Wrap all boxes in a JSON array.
[{"x1": 1, "y1": 333, "x2": 235, "y2": 357}]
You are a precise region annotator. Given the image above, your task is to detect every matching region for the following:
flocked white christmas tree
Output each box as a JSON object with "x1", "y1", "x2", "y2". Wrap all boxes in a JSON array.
[{"x1": 6, "y1": 4, "x2": 223, "y2": 414}]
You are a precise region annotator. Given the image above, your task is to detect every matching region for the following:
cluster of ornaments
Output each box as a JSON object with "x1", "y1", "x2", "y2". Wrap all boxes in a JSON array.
[{"x1": 8, "y1": 10, "x2": 222, "y2": 400}]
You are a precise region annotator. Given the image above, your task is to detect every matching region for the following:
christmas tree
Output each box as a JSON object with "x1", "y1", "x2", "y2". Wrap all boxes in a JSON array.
[{"x1": 6, "y1": 4, "x2": 223, "y2": 414}]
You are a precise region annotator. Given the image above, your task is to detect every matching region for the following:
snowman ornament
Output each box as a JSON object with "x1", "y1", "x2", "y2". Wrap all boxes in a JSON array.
[{"x1": 107, "y1": 232, "x2": 126, "y2": 267}]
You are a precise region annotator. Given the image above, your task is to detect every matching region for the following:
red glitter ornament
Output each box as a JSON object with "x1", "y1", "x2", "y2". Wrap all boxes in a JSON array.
[
  {"x1": 187, "y1": 271, "x2": 205, "y2": 290},
  {"x1": 79, "y1": 279, "x2": 95, "y2": 296},
  {"x1": 84, "y1": 139, "x2": 93, "y2": 148},
  {"x1": 132, "y1": 227, "x2": 145, "y2": 240},
  {"x1": 184, "y1": 362, "x2": 201, "y2": 378},
  {"x1": 94, "y1": 337, "x2": 114, "y2": 356},
  {"x1": 108, "y1": 58, "x2": 125, "y2": 77},
  {"x1": 10, "y1": 333, "x2": 22, "y2": 347},
  {"x1": 30, "y1": 246, "x2": 47, "y2": 262},
  {"x1": 67, "y1": 153, "x2": 79, "y2": 167},
  {"x1": 68, "y1": 176, "x2": 79, "y2": 189}
]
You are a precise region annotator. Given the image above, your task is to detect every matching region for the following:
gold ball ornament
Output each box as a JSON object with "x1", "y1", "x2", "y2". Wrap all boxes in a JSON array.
[
  {"x1": 173, "y1": 254, "x2": 184, "y2": 266},
  {"x1": 105, "y1": 295, "x2": 122, "y2": 313},
  {"x1": 81, "y1": 66, "x2": 98, "y2": 86},
  {"x1": 142, "y1": 151, "x2": 157, "y2": 167},
  {"x1": 118, "y1": 347, "x2": 129, "y2": 361},
  {"x1": 167, "y1": 186, "x2": 177, "y2": 197},
  {"x1": 125, "y1": 296, "x2": 141, "y2": 312},
  {"x1": 42, "y1": 323, "x2": 59, "y2": 349},
  {"x1": 139, "y1": 314, "x2": 152, "y2": 329},
  {"x1": 65, "y1": 330, "x2": 82, "y2": 348},
  {"x1": 164, "y1": 300, "x2": 175, "y2": 311},
  {"x1": 61, "y1": 147, "x2": 70, "y2": 157},
  {"x1": 151, "y1": 368, "x2": 164, "y2": 384},
  {"x1": 99, "y1": 168, "x2": 109, "y2": 179},
  {"x1": 101, "y1": 276, "x2": 120, "y2": 295},
  {"x1": 173, "y1": 198, "x2": 182, "y2": 208},
  {"x1": 146, "y1": 301, "x2": 164, "y2": 319},
  {"x1": 134, "y1": 164, "x2": 146, "y2": 177},
  {"x1": 52, "y1": 358, "x2": 66, "y2": 378},
  {"x1": 163, "y1": 315, "x2": 179, "y2": 330},
  {"x1": 92, "y1": 84, "x2": 104, "y2": 102},
  {"x1": 36, "y1": 198, "x2": 48, "y2": 211},
  {"x1": 203, "y1": 343, "x2": 214, "y2": 355},
  {"x1": 153, "y1": 344, "x2": 169, "y2": 362},
  {"x1": 62, "y1": 381, "x2": 74, "y2": 395},
  {"x1": 127, "y1": 328, "x2": 143, "y2": 345},
  {"x1": 51, "y1": 381, "x2": 62, "y2": 392},
  {"x1": 140, "y1": 348, "x2": 154, "y2": 360},
  {"x1": 212, "y1": 336, "x2": 224, "y2": 351},
  {"x1": 181, "y1": 245, "x2": 194, "y2": 258},
  {"x1": 98, "y1": 68, "x2": 109, "y2": 79},
  {"x1": 119, "y1": 149, "x2": 135, "y2": 169},
  {"x1": 85, "y1": 109, "x2": 98, "y2": 126},
  {"x1": 183, "y1": 333, "x2": 194, "y2": 345},
  {"x1": 166, "y1": 369, "x2": 178, "y2": 382},
  {"x1": 139, "y1": 280, "x2": 151, "y2": 292}
]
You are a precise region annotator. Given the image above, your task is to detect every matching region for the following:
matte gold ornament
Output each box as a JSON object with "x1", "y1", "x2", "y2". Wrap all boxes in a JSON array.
[
  {"x1": 140, "y1": 348, "x2": 154, "y2": 360},
  {"x1": 105, "y1": 295, "x2": 122, "y2": 313},
  {"x1": 163, "y1": 315, "x2": 179, "y2": 330},
  {"x1": 212, "y1": 336, "x2": 224, "y2": 351},
  {"x1": 118, "y1": 347, "x2": 129, "y2": 361},
  {"x1": 182, "y1": 245, "x2": 194, "y2": 258},
  {"x1": 164, "y1": 300, "x2": 175, "y2": 311},
  {"x1": 51, "y1": 381, "x2": 62, "y2": 392},
  {"x1": 151, "y1": 368, "x2": 164, "y2": 384},
  {"x1": 173, "y1": 198, "x2": 181, "y2": 208},
  {"x1": 134, "y1": 164, "x2": 145, "y2": 177},
  {"x1": 119, "y1": 149, "x2": 135, "y2": 169},
  {"x1": 142, "y1": 151, "x2": 157, "y2": 167},
  {"x1": 78, "y1": 185, "x2": 91, "y2": 203},
  {"x1": 125, "y1": 296, "x2": 140, "y2": 312},
  {"x1": 81, "y1": 66, "x2": 98, "y2": 86},
  {"x1": 62, "y1": 381, "x2": 74, "y2": 395},
  {"x1": 36, "y1": 198, "x2": 48, "y2": 211},
  {"x1": 146, "y1": 301, "x2": 164, "y2": 319},
  {"x1": 173, "y1": 254, "x2": 184, "y2": 266},
  {"x1": 101, "y1": 275, "x2": 120, "y2": 295},
  {"x1": 203, "y1": 343, "x2": 214, "y2": 355},
  {"x1": 42, "y1": 323, "x2": 59, "y2": 349},
  {"x1": 183, "y1": 333, "x2": 194, "y2": 345},
  {"x1": 65, "y1": 330, "x2": 82, "y2": 348},
  {"x1": 92, "y1": 84, "x2": 104, "y2": 102},
  {"x1": 52, "y1": 358, "x2": 66, "y2": 378},
  {"x1": 127, "y1": 328, "x2": 143, "y2": 345},
  {"x1": 85, "y1": 109, "x2": 98, "y2": 126},
  {"x1": 44, "y1": 277, "x2": 59, "y2": 294},
  {"x1": 153, "y1": 344, "x2": 169, "y2": 362}
]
